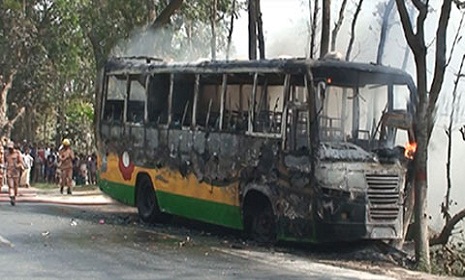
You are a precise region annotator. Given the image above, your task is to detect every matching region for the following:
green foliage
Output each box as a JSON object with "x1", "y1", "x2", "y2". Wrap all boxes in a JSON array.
[
  {"x1": 1, "y1": 0, "x2": 243, "y2": 149},
  {"x1": 62, "y1": 99, "x2": 94, "y2": 152}
]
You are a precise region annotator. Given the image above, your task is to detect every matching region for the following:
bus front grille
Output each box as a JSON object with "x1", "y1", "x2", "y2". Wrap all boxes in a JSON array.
[{"x1": 366, "y1": 174, "x2": 400, "y2": 221}]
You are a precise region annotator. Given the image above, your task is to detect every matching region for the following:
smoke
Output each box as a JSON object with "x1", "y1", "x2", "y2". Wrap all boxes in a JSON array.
[{"x1": 113, "y1": 22, "x2": 236, "y2": 62}]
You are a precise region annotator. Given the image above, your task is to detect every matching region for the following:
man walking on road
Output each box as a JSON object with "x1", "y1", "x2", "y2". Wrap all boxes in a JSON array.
[
  {"x1": 5, "y1": 142, "x2": 25, "y2": 206},
  {"x1": 59, "y1": 139, "x2": 75, "y2": 195}
]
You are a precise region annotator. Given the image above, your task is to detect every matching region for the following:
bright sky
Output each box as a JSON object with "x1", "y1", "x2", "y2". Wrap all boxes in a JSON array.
[
  {"x1": 232, "y1": 0, "x2": 309, "y2": 59},
  {"x1": 231, "y1": 0, "x2": 383, "y2": 60}
]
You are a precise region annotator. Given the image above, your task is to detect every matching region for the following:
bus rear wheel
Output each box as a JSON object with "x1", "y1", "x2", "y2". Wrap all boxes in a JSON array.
[
  {"x1": 244, "y1": 195, "x2": 277, "y2": 244},
  {"x1": 136, "y1": 176, "x2": 168, "y2": 223}
]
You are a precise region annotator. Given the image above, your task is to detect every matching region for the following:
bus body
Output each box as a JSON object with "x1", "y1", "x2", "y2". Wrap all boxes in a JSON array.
[{"x1": 97, "y1": 57, "x2": 416, "y2": 243}]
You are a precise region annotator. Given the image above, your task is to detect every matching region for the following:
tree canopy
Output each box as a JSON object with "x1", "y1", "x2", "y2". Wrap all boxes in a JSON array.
[{"x1": 0, "y1": 0, "x2": 242, "y2": 150}]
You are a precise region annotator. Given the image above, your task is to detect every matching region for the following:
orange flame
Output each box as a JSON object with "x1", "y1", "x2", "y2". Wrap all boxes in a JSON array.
[{"x1": 404, "y1": 142, "x2": 417, "y2": 159}]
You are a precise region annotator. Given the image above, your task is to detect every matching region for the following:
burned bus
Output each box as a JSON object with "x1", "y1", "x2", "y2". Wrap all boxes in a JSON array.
[{"x1": 97, "y1": 57, "x2": 416, "y2": 243}]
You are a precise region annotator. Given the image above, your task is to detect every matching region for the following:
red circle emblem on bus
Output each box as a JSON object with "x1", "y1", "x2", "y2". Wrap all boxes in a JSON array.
[{"x1": 118, "y1": 151, "x2": 135, "y2": 180}]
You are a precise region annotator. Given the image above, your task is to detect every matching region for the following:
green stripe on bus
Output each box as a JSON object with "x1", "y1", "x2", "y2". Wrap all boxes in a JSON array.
[
  {"x1": 99, "y1": 179, "x2": 135, "y2": 206},
  {"x1": 99, "y1": 179, "x2": 243, "y2": 230},
  {"x1": 157, "y1": 190, "x2": 244, "y2": 230}
]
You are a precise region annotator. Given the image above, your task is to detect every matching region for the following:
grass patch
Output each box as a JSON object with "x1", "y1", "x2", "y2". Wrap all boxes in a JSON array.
[
  {"x1": 32, "y1": 183, "x2": 58, "y2": 190},
  {"x1": 32, "y1": 182, "x2": 99, "y2": 192}
]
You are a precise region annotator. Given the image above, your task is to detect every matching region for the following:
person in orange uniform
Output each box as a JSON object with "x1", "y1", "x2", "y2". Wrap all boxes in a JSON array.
[
  {"x1": 5, "y1": 142, "x2": 25, "y2": 206},
  {"x1": 59, "y1": 139, "x2": 75, "y2": 195}
]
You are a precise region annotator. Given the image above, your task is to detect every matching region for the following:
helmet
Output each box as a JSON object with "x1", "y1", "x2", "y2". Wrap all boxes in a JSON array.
[{"x1": 62, "y1": 139, "x2": 71, "y2": 146}]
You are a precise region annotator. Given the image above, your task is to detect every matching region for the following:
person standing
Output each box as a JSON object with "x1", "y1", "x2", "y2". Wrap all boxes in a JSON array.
[
  {"x1": 87, "y1": 153, "x2": 97, "y2": 185},
  {"x1": 20, "y1": 148, "x2": 34, "y2": 188},
  {"x1": 59, "y1": 139, "x2": 75, "y2": 194},
  {"x1": 0, "y1": 144, "x2": 4, "y2": 189},
  {"x1": 5, "y1": 142, "x2": 25, "y2": 206}
]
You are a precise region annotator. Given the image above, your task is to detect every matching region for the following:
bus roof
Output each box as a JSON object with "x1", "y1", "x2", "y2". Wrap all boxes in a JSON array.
[{"x1": 104, "y1": 56, "x2": 415, "y2": 87}]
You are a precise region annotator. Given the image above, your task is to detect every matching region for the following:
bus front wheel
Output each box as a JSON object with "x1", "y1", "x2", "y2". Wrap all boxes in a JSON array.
[{"x1": 136, "y1": 176, "x2": 168, "y2": 223}]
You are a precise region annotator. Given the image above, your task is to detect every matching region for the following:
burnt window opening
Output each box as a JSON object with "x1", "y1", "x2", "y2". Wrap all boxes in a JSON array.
[
  {"x1": 196, "y1": 74, "x2": 223, "y2": 130},
  {"x1": 222, "y1": 73, "x2": 255, "y2": 133},
  {"x1": 285, "y1": 75, "x2": 311, "y2": 152},
  {"x1": 250, "y1": 73, "x2": 286, "y2": 135},
  {"x1": 171, "y1": 74, "x2": 195, "y2": 128},
  {"x1": 193, "y1": 72, "x2": 288, "y2": 135},
  {"x1": 316, "y1": 76, "x2": 414, "y2": 152},
  {"x1": 147, "y1": 74, "x2": 170, "y2": 125},
  {"x1": 126, "y1": 74, "x2": 147, "y2": 124},
  {"x1": 103, "y1": 75, "x2": 126, "y2": 123}
]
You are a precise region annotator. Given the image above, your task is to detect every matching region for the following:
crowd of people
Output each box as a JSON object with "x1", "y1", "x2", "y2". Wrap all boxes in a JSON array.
[{"x1": 0, "y1": 138, "x2": 97, "y2": 206}]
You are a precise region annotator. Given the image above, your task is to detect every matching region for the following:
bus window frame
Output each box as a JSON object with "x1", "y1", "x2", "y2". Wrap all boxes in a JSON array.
[
  {"x1": 219, "y1": 74, "x2": 227, "y2": 131},
  {"x1": 144, "y1": 75, "x2": 150, "y2": 123},
  {"x1": 124, "y1": 75, "x2": 130, "y2": 124},
  {"x1": 100, "y1": 74, "x2": 109, "y2": 123}
]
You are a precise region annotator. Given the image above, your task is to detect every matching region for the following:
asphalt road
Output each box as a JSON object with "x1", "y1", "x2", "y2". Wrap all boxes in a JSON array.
[{"x1": 0, "y1": 203, "x2": 396, "y2": 280}]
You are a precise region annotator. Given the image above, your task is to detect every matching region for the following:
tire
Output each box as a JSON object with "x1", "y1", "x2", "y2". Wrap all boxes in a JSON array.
[
  {"x1": 136, "y1": 176, "x2": 168, "y2": 223},
  {"x1": 247, "y1": 202, "x2": 277, "y2": 244}
]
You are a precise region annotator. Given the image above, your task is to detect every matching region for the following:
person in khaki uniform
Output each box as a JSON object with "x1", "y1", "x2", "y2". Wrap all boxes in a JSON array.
[
  {"x1": 59, "y1": 139, "x2": 75, "y2": 194},
  {"x1": 5, "y1": 142, "x2": 25, "y2": 206}
]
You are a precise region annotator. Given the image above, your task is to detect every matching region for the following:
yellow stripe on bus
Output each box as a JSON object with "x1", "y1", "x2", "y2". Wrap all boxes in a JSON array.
[{"x1": 99, "y1": 154, "x2": 239, "y2": 207}]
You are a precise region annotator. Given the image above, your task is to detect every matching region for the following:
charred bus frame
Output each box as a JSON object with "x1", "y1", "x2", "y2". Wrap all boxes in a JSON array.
[{"x1": 97, "y1": 57, "x2": 416, "y2": 243}]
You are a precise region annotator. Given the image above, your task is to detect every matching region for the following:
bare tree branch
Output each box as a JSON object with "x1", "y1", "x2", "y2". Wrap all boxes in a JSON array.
[
  {"x1": 460, "y1": 126, "x2": 465, "y2": 140},
  {"x1": 452, "y1": 0, "x2": 465, "y2": 9},
  {"x1": 309, "y1": 0, "x2": 319, "y2": 58},
  {"x1": 430, "y1": 208, "x2": 465, "y2": 245},
  {"x1": 331, "y1": 0, "x2": 348, "y2": 51},
  {"x1": 320, "y1": 0, "x2": 331, "y2": 58},
  {"x1": 256, "y1": 0, "x2": 265, "y2": 59},
  {"x1": 412, "y1": 0, "x2": 428, "y2": 11},
  {"x1": 150, "y1": 0, "x2": 184, "y2": 30},
  {"x1": 428, "y1": 0, "x2": 453, "y2": 136},
  {"x1": 395, "y1": 0, "x2": 419, "y2": 50},
  {"x1": 226, "y1": 0, "x2": 236, "y2": 60},
  {"x1": 8, "y1": 107, "x2": 25, "y2": 127},
  {"x1": 1, "y1": 69, "x2": 17, "y2": 96},
  {"x1": 345, "y1": 0, "x2": 364, "y2": 61},
  {"x1": 445, "y1": 11, "x2": 464, "y2": 67},
  {"x1": 443, "y1": 53, "x2": 465, "y2": 224},
  {"x1": 376, "y1": 0, "x2": 395, "y2": 64}
]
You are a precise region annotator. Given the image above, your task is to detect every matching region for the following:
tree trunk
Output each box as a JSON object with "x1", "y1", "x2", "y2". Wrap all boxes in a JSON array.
[
  {"x1": 345, "y1": 0, "x2": 364, "y2": 61},
  {"x1": 150, "y1": 0, "x2": 184, "y2": 29},
  {"x1": 256, "y1": 0, "x2": 265, "y2": 59},
  {"x1": 308, "y1": 0, "x2": 319, "y2": 58},
  {"x1": 395, "y1": 0, "x2": 454, "y2": 271},
  {"x1": 0, "y1": 70, "x2": 22, "y2": 138},
  {"x1": 25, "y1": 99, "x2": 33, "y2": 142},
  {"x1": 226, "y1": 0, "x2": 236, "y2": 60},
  {"x1": 210, "y1": 0, "x2": 218, "y2": 60},
  {"x1": 320, "y1": 0, "x2": 330, "y2": 58},
  {"x1": 248, "y1": 0, "x2": 257, "y2": 60},
  {"x1": 331, "y1": 0, "x2": 347, "y2": 52},
  {"x1": 413, "y1": 51, "x2": 431, "y2": 272},
  {"x1": 376, "y1": 0, "x2": 394, "y2": 64},
  {"x1": 392, "y1": 163, "x2": 414, "y2": 249}
]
